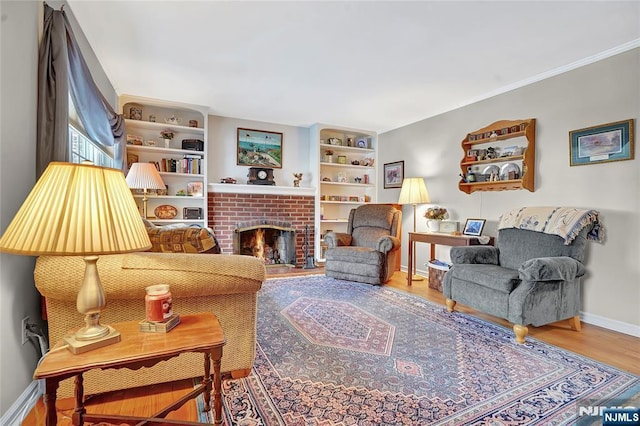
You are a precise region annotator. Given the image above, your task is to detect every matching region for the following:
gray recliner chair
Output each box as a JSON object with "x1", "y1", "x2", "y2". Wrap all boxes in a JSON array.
[
  {"x1": 443, "y1": 226, "x2": 592, "y2": 343},
  {"x1": 324, "y1": 204, "x2": 401, "y2": 285}
]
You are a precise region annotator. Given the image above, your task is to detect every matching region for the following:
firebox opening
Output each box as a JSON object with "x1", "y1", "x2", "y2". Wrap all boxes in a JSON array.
[{"x1": 234, "y1": 224, "x2": 296, "y2": 267}]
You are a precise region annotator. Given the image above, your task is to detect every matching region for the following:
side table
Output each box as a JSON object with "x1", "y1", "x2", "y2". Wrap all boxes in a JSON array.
[
  {"x1": 34, "y1": 312, "x2": 226, "y2": 425},
  {"x1": 408, "y1": 232, "x2": 494, "y2": 286}
]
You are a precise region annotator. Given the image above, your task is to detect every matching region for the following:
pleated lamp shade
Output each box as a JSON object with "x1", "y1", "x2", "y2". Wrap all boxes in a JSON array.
[
  {"x1": 398, "y1": 177, "x2": 430, "y2": 205},
  {"x1": 125, "y1": 162, "x2": 166, "y2": 219},
  {"x1": 125, "y1": 162, "x2": 166, "y2": 192},
  {"x1": 0, "y1": 161, "x2": 151, "y2": 255}
]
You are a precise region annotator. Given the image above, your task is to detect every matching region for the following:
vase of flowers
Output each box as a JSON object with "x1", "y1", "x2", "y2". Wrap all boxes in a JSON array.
[
  {"x1": 160, "y1": 129, "x2": 174, "y2": 148},
  {"x1": 424, "y1": 207, "x2": 448, "y2": 232}
]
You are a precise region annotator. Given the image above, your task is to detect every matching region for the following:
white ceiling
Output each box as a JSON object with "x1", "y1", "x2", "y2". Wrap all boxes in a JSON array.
[{"x1": 67, "y1": 1, "x2": 639, "y2": 133}]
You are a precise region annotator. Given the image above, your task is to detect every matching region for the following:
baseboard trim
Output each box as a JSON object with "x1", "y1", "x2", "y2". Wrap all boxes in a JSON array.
[
  {"x1": 581, "y1": 312, "x2": 640, "y2": 338},
  {"x1": 0, "y1": 380, "x2": 42, "y2": 426}
]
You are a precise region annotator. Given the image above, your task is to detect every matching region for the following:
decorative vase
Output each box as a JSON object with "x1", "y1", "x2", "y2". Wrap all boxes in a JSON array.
[
  {"x1": 427, "y1": 219, "x2": 440, "y2": 233},
  {"x1": 163, "y1": 138, "x2": 171, "y2": 148}
]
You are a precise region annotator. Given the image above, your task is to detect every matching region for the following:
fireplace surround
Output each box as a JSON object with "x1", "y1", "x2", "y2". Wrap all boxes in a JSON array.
[{"x1": 208, "y1": 185, "x2": 315, "y2": 266}]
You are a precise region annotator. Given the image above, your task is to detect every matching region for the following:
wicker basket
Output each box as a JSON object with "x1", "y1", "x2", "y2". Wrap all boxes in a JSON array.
[{"x1": 427, "y1": 260, "x2": 450, "y2": 292}]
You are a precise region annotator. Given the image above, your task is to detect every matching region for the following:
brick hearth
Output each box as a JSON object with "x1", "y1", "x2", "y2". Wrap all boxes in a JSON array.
[{"x1": 208, "y1": 190, "x2": 315, "y2": 266}]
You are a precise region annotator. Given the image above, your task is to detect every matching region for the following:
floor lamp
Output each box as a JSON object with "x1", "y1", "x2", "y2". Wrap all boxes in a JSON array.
[{"x1": 398, "y1": 177, "x2": 431, "y2": 281}]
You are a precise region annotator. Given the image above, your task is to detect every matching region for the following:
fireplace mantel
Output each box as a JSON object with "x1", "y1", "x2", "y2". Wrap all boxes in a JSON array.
[{"x1": 209, "y1": 183, "x2": 316, "y2": 196}]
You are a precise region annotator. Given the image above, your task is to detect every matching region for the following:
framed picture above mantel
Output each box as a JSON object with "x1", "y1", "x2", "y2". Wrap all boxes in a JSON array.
[{"x1": 237, "y1": 128, "x2": 283, "y2": 168}]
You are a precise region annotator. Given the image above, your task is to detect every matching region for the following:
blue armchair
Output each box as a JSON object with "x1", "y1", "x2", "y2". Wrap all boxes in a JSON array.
[{"x1": 443, "y1": 207, "x2": 602, "y2": 344}]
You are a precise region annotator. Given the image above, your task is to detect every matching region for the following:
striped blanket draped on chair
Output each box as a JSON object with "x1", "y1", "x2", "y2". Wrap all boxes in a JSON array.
[{"x1": 498, "y1": 207, "x2": 604, "y2": 245}]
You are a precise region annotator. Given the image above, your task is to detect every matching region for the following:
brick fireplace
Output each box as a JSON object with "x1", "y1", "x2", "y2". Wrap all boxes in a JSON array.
[{"x1": 208, "y1": 185, "x2": 315, "y2": 266}]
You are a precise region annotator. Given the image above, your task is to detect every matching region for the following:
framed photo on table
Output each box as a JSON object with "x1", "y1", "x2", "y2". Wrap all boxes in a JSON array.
[
  {"x1": 463, "y1": 218, "x2": 486, "y2": 236},
  {"x1": 383, "y1": 161, "x2": 404, "y2": 189},
  {"x1": 439, "y1": 221, "x2": 458, "y2": 234},
  {"x1": 237, "y1": 128, "x2": 283, "y2": 168},
  {"x1": 569, "y1": 119, "x2": 634, "y2": 166}
]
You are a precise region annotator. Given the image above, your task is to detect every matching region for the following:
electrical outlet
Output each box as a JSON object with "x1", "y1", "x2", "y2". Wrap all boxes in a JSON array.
[{"x1": 21, "y1": 316, "x2": 30, "y2": 345}]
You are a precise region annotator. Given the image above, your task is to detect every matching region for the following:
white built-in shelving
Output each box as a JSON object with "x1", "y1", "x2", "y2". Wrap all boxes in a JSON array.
[
  {"x1": 311, "y1": 124, "x2": 378, "y2": 261},
  {"x1": 120, "y1": 94, "x2": 209, "y2": 227}
]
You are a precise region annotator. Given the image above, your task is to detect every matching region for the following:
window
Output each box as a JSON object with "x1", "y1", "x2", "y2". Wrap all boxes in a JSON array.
[{"x1": 69, "y1": 124, "x2": 113, "y2": 168}]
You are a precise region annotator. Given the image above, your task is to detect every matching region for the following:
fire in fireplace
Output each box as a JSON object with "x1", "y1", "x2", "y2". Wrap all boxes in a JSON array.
[{"x1": 234, "y1": 221, "x2": 296, "y2": 266}]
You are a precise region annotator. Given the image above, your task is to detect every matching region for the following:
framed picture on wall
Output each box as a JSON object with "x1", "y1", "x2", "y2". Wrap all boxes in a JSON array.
[
  {"x1": 569, "y1": 119, "x2": 634, "y2": 166},
  {"x1": 237, "y1": 128, "x2": 283, "y2": 168},
  {"x1": 463, "y1": 218, "x2": 486, "y2": 236},
  {"x1": 383, "y1": 161, "x2": 404, "y2": 189}
]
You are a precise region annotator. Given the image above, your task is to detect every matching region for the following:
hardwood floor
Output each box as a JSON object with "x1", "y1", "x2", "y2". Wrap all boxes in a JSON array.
[{"x1": 23, "y1": 269, "x2": 639, "y2": 425}]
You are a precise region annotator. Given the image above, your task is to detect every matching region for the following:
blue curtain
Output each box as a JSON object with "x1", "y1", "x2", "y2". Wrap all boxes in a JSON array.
[{"x1": 37, "y1": 4, "x2": 124, "y2": 176}]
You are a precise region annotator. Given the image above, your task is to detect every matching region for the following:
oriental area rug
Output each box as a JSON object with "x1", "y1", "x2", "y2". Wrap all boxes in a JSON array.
[{"x1": 198, "y1": 275, "x2": 639, "y2": 425}]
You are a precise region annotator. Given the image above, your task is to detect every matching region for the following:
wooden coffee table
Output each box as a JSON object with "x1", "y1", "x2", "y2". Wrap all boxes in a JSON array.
[{"x1": 34, "y1": 312, "x2": 226, "y2": 425}]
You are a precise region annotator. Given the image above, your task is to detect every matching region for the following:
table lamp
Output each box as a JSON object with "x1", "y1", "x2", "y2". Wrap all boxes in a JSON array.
[
  {"x1": 0, "y1": 162, "x2": 151, "y2": 353},
  {"x1": 125, "y1": 162, "x2": 166, "y2": 218},
  {"x1": 398, "y1": 177, "x2": 431, "y2": 281}
]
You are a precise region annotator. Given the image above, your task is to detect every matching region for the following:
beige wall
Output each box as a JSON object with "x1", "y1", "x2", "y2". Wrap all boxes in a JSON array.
[{"x1": 378, "y1": 48, "x2": 640, "y2": 333}]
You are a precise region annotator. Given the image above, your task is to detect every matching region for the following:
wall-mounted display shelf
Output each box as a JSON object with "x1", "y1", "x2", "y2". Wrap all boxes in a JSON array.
[
  {"x1": 311, "y1": 125, "x2": 378, "y2": 261},
  {"x1": 120, "y1": 94, "x2": 209, "y2": 226},
  {"x1": 459, "y1": 118, "x2": 536, "y2": 194}
]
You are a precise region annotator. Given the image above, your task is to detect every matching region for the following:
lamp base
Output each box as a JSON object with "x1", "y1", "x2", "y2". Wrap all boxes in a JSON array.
[
  {"x1": 411, "y1": 274, "x2": 425, "y2": 281},
  {"x1": 63, "y1": 326, "x2": 121, "y2": 354}
]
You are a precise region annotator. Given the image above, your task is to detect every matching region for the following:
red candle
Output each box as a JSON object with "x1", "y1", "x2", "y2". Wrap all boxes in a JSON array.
[{"x1": 145, "y1": 284, "x2": 173, "y2": 322}]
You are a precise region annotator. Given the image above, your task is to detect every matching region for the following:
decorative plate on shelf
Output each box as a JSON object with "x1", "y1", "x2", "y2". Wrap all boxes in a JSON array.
[
  {"x1": 482, "y1": 165, "x2": 500, "y2": 176},
  {"x1": 499, "y1": 163, "x2": 520, "y2": 180},
  {"x1": 154, "y1": 204, "x2": 178, "y2": 219}
]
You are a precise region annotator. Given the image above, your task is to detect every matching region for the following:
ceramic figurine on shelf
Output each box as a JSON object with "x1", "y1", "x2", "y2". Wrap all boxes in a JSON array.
[{"x1": 293, "y1": 173, "x2": 303, "y2": 187}]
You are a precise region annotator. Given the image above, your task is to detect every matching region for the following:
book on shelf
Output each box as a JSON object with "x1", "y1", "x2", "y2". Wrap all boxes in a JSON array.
[{"x1": 159, "y1": 158, "x2": 202, "y2": 174}]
